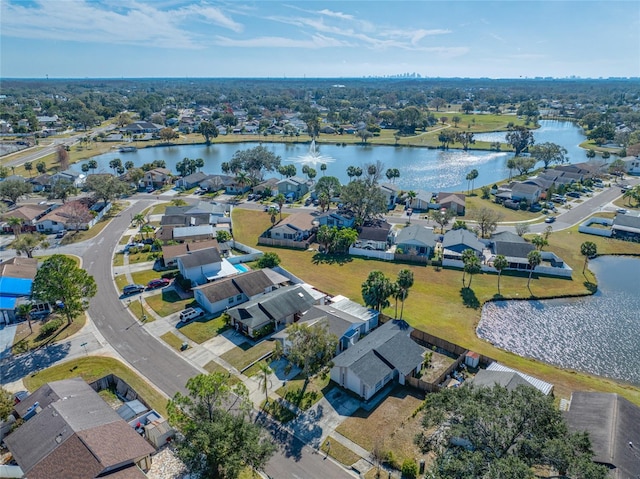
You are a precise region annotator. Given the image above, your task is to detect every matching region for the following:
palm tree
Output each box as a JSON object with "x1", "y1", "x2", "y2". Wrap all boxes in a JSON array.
[
  {"x1": 493, "y1": 255, "x2": 508, "y2": 295},
  {"x1": 580, "y1": 241, "x2": 597, "y2": 274},
  {"x1": 15, "y1": 302, "x2": 33, "y2": 333},
  {"x1": 257, "y1": 362, "x2": 273, "y2": 405},
  {"x1": 462, "y1": 249, "x2": 480, "y2": 287},
  {"x1": 531, "y1": 235, "x2": 548, "y2": 251},
  {"x1": 87, "y1": 159, "x2": 98, "y2": 173},
  {"x1": 406, "y1": 190, "x2": 417, "y2": 209},
  {"x1": 7, "y1": 216, "x2": 23, "y2": 237},
  {"x1": 527, "y1": 250, "x2": 542, "y2": 292},
  {"x1": 268, "y1": 207, "x2": 278, "y2": 226},
  {"x1": 24, "y1": 161, "x2": 33, "y2": 177},
  {"x1": 396, "y1": 269, "x2": 414, "y2": 320},
  {"x1": 320, "y1": 163, "x2": 327, "y2": 176},
  {"x1": 132, "y1": 213, "x2": 146, "y2": 228},
  {"x1": 274, "y1": 193, "x2": 286, "y2": 221}
]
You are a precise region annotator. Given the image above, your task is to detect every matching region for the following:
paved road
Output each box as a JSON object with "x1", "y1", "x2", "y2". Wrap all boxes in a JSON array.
[{"x1": 80, "y1": 198, "x2": 353, "y2": 478}]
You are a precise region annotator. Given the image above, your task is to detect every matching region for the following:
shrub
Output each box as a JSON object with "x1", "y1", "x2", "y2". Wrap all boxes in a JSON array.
[
  {"x1": 37, "y1": 318, "x2": 64, "y2": 340},
  {"x1": 401, "y1": 459, "x2": 418, "y2": 479},
  {"x1": 161, "y1": 270, "x2": 179, "y2": 279},
  {"x1": 142, "y1": 244, "x2": 152, "y2": 253},
  {"x1": 257, "y1": 252, "x2": 281, "y2": 269},
  {"x1": 128, "y1": 246, "x2": 139, "y2": 254}
]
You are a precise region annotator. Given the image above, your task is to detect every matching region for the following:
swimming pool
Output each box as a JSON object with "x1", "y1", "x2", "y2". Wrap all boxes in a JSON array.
[{"x1": 234, "y1": 264, "x2": 249, "y2": 273}]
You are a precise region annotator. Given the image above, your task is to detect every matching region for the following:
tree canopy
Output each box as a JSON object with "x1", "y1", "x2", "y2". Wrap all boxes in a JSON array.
[
  {"x1": 168, "y1": 373, "x2": 276, "y2": 479},
  {"x1": 505, "y1": 126, "x2": 535, "y2": 156},
  {"x1": 32, "y1": 254, "x2": 97, "y2": 325},
  {"x1": 415, "y1": 384, "x2": 607, "y2": 479},
  {"x1": 529, "y1": 142, "x2": 568, "y2": 169},
  {"x1": 279, "y1": 322, "x2": 337, "y2": 385},
  {"x1": 84, "y1": 174, "x2": 129, "y2": 204},
  {"x1": 228, "y1": 146, "x2": 281, "y2": 183},
  {"x1": 0, "y1": 179, "x2": 31, "y2": 204},
  {"x1": 362, "y1": 270, "x2": 393, "y2": 312}
]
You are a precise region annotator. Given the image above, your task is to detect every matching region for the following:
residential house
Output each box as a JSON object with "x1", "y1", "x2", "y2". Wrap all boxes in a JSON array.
[
  {"x1": 378, "y1": 183, "x2": 399, "y2": 210},
  {"x1": 395, "y1": 224, "x2": 438, "y2": 256},
  {"x1": 200, "y1": 174, "x2": 234, "y2": 193},
  {"x1": 564, "y1": 392, "x2": 640, "y2": 479},
  {"x1": 408, "y1": 190, "x2": 434, "y2": 211},
  {"x1": 316, "y1": 210, "x2": 356, "y2": 229},
  {"x1": 1, "y1": 203, "x2": 56, "y2": 233},
  {"x1": 269, "y1": 212, "x2": 315, "y2": 241},
  {"x1": 227, "y1": 284, "x2": 317, "y2": 338},
  {"x1": 612, "y1": 214, "x2": 640, "y2": 239},
  {"x1": 252, "y1": 177, "x2": 280, "y2": 197},
  {"x1": 469, "y1": 362, "x2": 554, "y2": 395},
  {"x1": 162, "y1": 202, "x2": 230, "y2": 229},
  {"x1": 436, "y1": 192, "x2": 466, "y2": 215},
  {"x1": 29, "y1": 174, "x2": 53, "y2": 192},
  {"x1": 279, "y1": 295, "x2": 379, "y2": 353},
  {"x1": 442, "y1": 229, "x2": 485, "y2": 259},
  {"x1": 35, "y1": 199, "x2": 100, "y2": 233},
  {"x1": 621, "y1": 155, "x2": 640, "y2": 176},
  {"x1": 355, "y1": 220, "x2": 393, "y2": 251},
  {"x1": 510, "y1": 183, "x2": 542, "y2": 204},
  {"x1": 225, "y1": 179, "x2": 252, "y2": 195},
  {"x1": 330, "y1": 319, "x2": 426, "y2": 401},
  {"x1": 0, "y1": 257, "x2": 37, "y2": 324},
  {"x1": 51, "y1": 169, "x2": 85, "y2": 188},
  {"x1": 143, "y1": 168, "x2": 171, "y2": 190},
  {"x1": 5, "y1": 378, "x2": 155, "y2": 479},
  {"x1": 176, "y1": 246, "x2": 237, "y2": 286},
  {"x1": 175, "y1": 172, "x2": 211, "y2": 189},
  {"x1": 172, "y1": 225, "x2": 218, "y2": 242},
  {"x1": 488, "y1": 231, "x2": 536, "y2": 270},
  {"x1": 161, "y1": 239, "x2": 223, "y2": 267},
  {"x1": 277, "y1": 176, "x2": 309, "y2": 200},
  {"x1": 193, "y1": 268, "x2": 289, "y2": 315},
  {"x1": 121, "y1": 121, "x2": 163, "y2": 135}
]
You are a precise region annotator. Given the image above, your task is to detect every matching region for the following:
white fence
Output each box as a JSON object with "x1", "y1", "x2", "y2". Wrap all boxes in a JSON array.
[
  {"x1": 228, "y1": 240, "x2": 263, "y2": 263},
  {"x1": 87, "y1": 201, "x2": 112, "y2": 229},
  {"x1": 348, "y1": 246, "x2": 395, "y2": 261},
  {"x1": 443, "y1": 253, "x2": 573, "y2": 278},
  {"x1": 578, "y1": 217, "x2": 613, "y2": 237}
]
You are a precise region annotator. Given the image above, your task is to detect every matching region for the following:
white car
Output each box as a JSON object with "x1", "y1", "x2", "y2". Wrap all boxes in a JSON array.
[{"x1": 178, "y1": 307, "x2": 204, "y2": 326}]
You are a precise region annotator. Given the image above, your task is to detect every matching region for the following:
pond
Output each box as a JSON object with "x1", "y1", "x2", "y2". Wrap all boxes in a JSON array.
[
  {"x1": 477, "y1": 256, "x2": 640, "y2": 386},
  {"x1": 77, "y1": 120, "x2": 589, "y2": 193}
]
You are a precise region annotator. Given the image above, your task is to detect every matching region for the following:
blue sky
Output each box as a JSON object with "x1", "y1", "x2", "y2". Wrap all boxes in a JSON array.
[{"x1": 1, "y1": 1, "x2": 639, "y2": 79}]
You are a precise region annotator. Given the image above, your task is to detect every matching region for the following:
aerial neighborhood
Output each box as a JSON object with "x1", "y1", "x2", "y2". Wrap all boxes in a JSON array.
[{"x1": 1, "y1": 72, "x2": 640, "y2": 479}]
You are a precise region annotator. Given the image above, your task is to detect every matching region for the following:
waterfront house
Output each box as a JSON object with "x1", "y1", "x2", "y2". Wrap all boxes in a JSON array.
[
  {"x1": 436, "y1": 192, "x2": 466, "y2": 215},
  {"x1": 277, "y1": 176, "x2": 309, "y2": 200},
  {"x1": 316, "y1": 210, "x2": 356, "y2": 229}
]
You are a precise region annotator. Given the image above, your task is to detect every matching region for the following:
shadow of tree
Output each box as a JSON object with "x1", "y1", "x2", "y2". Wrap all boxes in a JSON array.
[
  {"x1": 583, "y1": 281, "x2": 598, "y2": 293},
  {"x1": 312, "y1": 253, "x2": 353, "y2": 266},
  {"x1": 460, "y1": 287, "x2": 480, "y2": 309},
  {"x1": 492, "y1": 293, "x2": 504, "y2": 300}
]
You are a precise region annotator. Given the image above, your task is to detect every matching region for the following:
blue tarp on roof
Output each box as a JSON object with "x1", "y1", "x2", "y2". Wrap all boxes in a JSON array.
[
  {"x1": 0, "y1": 277, "x2": 33, "y2": 296},
  {"x1": 0, "y1": 296, "x2": 17, "y2": 310}
]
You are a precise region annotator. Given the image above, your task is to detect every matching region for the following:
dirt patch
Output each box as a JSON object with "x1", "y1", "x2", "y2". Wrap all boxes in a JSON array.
[{"x1": 420, "y1": 351, "x2": 456, "y2": 383}]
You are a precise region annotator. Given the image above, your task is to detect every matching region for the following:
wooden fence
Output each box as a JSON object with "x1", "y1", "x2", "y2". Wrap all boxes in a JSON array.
[{"x1": 90, "y1": 374, "x2": 152, "y2": 411}]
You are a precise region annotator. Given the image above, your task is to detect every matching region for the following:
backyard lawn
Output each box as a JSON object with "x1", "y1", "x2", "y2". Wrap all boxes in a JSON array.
[
  {"x1": 232, "y1": 208, "x2": 640, "y2": 405},
  {"x1": 220, "y1": 340, "x2": 275, "y2": 372},
  {"x1": 146, "y1": 290, "x2": 196, "y2": 317},
  {"x1": 23, "y1": 356, "x2": 168, "y2": 417}
]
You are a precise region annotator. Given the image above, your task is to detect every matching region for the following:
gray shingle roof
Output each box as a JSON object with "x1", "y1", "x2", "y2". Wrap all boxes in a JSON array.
[
  {"x1": 332, "y1": 320, "x2": 425, "y2": 388},
  {"x1": 442, "y1": 229, "x2": 484, "y2": 252},
  {"x1": 493, "y1": 241, "x2": 535, "y2": 260},
  {"x1": 176, "y1": 247, "x2": 221, "y2": 269},
  {"x1": 565, "y1": 392, "x2": 640, "y2": 479},
  {"x1": 395, "y1": 225, "x2": 438, "y2": 247}
]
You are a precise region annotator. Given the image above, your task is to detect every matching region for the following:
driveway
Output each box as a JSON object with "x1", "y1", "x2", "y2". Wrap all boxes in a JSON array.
[{"x1": 0, "y1": 323, "x2": 17, "y2": 360}]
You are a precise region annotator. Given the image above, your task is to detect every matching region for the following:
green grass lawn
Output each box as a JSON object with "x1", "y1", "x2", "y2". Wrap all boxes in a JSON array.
[
  {"x1": 149, "y1": 202, "x2": 171, "y2": 215},
  {"x1": 160, "y1": 331, "x2": 186, "y2": 351},
  {"x1": 232, "y1": 208, "x2": 640, "y2": 405},
  {"x1": 114, "y1": 274, "x2": 129, "y2": 292},
  {"x1": 34, "y1": 254, "x2": 81, "y2": 267},
  {"x1": 203, "y1": 361, "x2": 241, "y2": 385},
  {"x1": 113, "y1": 252, "x2": 125, "y2": 267},
  {"x1": 131, "y1": 270, "x2": 164, "y2": 286},
  {"x1": 465, "y1": 194, "x2": 541, "y2": 223},
  {"x1": 23, "y1": 356, "x2": 168, "y2": 417},
  {"x1": 12, "y1": 312, "x2": 87, "y2": 354},
  {"x1": 275, "y1": 373, "x2": 330, "y2": 411},
  {"x1": 220, "y1": 340, "x2": 275, "y2": 372},
  {"x1": 261, "y1": 399, "x2": 296, "y2": 423},
  {"x1": 179, "y1": 314, "x2": 228, "y2": 343},
  {"x1": 126, "y1": 298, "x2": 154, "y2": 323},
  {"x1": 146, "y1": 290, "x2": 196, "y2": 317}
]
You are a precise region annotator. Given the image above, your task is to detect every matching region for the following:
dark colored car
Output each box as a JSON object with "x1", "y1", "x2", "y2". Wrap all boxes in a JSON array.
[
  {"x1": 123, "y1": 284, "x2": 145, "y2": 295},
  {"x1": 147, "y1": 278, "x2": 171, "y2": 289},
  {"x1": 566, "y1": 191, "x2": 581, "y2": 198}
]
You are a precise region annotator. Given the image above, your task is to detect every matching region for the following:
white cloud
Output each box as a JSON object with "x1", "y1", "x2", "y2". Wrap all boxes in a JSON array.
[
  {"x1": 0, "y1": 0, "x2": 242, "y2": 48},
  {"x1": 214, "y1": 34, "x2": 350, "y2": 49},
  {"x1": 317, "y1": 9, "x2": 355, "y2": 21}
]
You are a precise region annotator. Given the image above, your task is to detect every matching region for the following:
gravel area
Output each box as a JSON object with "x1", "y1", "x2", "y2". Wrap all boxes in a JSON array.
[{"x1": 147, "y1": 445, "x2": 188, "y2": 479}]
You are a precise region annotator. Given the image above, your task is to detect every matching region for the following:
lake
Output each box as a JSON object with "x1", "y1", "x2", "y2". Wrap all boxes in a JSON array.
[
  {"x1": 477, "y1": 256, "x2": 640, "y2": 386},
  {"x1": 78, "y1": 120, "x2": 590, "y2": 193}
]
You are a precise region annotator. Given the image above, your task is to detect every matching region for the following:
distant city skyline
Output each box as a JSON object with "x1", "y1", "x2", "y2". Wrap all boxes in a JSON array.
[{"x1": 1, "y1": 1, "x2": 639, "y2": 79}]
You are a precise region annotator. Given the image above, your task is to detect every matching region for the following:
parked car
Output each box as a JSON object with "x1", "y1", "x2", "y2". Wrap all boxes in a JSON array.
[
  {"x1": 147, "y1": 278, "x2": 172, "y2": 289},
  {"x1": 545, "y1": 216, "x2": 556, "y2": 223},
  {"x1": 13, "y1": 391, "x2": 29, "y2": 404},
  {"x1": 123, "y1": 284, "x2": 145, "y2": 295},
  {"x1": 247, "y1": 193, "x2": 255, "y2": 201},
  {"x1": 56, "y1": 230, "x2": 67, "y2": 239},
  {"x1": 566, "y1": 191, "x2": 581, "y2": 198},
  {"x1": 177, "y1": 307, "x2": 205, "y2": 326},
  {"x1": 616, "y1": 208, "x2": 628, "y2": 214}
]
